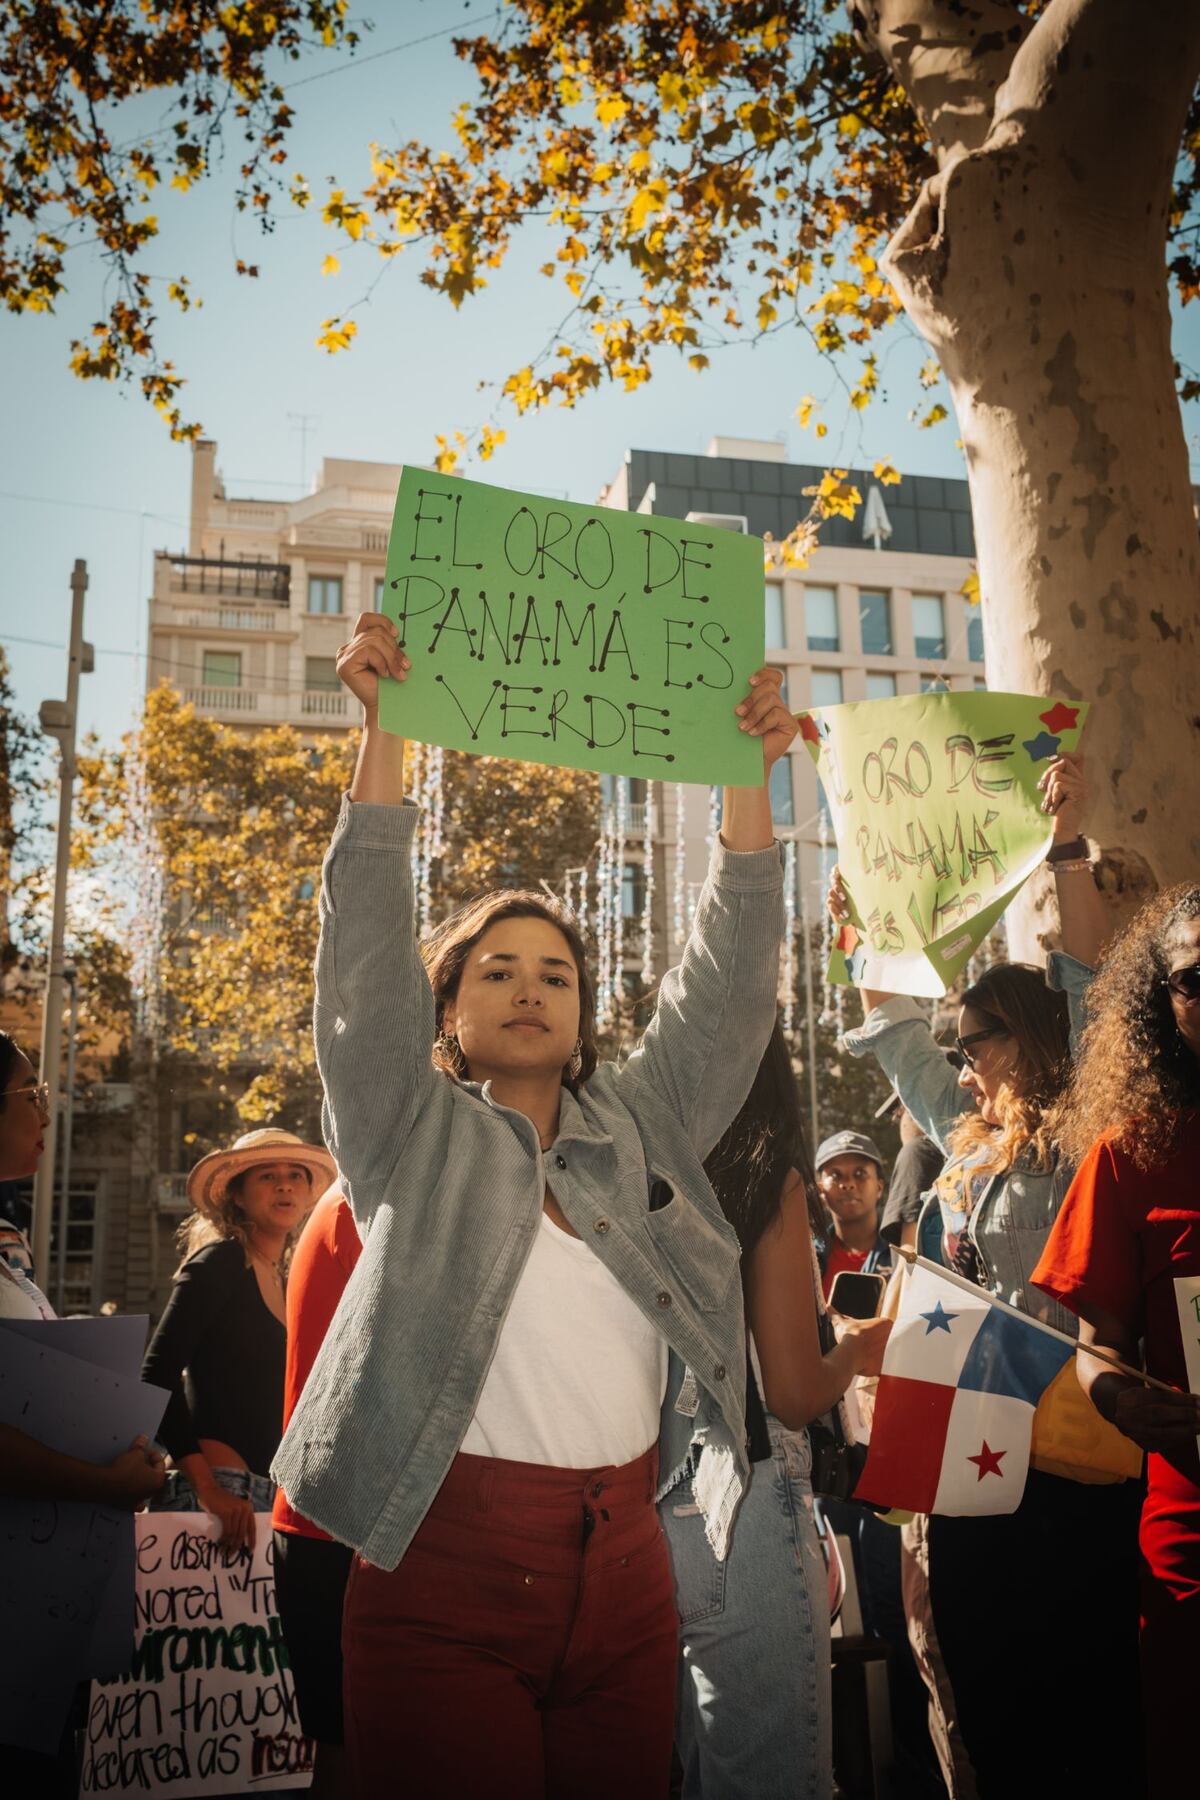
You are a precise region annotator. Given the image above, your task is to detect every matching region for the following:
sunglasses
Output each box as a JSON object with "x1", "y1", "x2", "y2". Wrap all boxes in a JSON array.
[
  {"x1": 954, "y1": 1026, "x2": 1008, "y2": 1069},
  {"x1": 1166, "y1": 964, "x2": 1200, "y2": 1003}
]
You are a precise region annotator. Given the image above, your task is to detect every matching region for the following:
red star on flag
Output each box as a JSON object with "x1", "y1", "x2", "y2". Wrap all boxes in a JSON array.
[
  {"x1": 967, "y1": 1441, "x2": 1006, "y2": 1481},
  {"x1": 836, "y1": 924, "x2": 860, "y2": 955},
  {"x1": 798, "y1": 712, "x2": 822, "y2": 746},
  {"x1": 1039, "y1": 702, "x2": 1079, "y2": 735}
]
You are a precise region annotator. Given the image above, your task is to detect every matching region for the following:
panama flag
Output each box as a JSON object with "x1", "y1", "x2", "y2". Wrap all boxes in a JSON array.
[{"x1": 856, "y1": 1259, "x2": 1075, "y2": 1515}]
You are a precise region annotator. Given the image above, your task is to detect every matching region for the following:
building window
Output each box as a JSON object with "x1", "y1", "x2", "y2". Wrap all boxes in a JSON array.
[
  {"x1": 765, "y1": 584, "x2": 786, "y2": 650},
  {"x1": 865, "y1": 672, "x2": 897, "y2": 700},
  {"x1": 805, "y1": 585, "x2": 839, "y2": 653},
  {"x1": 769, "y1": 756, "x2": 795, "y2": 826},
  {"x1": 308, "y1": 575, "x2": 344, "y2": 615},
  {"x1": 975, "y1": 677, "x2": 988, "y2": 691},
  {"x1": 912, "y1": 594, "x2": 947, "y2": 660},
  {"x1": 966, "y1": 610, "x2": 984, "y2": 663},
  {"x1": 202, "y1": 649, "x2": 241, "y2": 688},
  {"x1": 809, "y1": 670, "x2": 844, "y2": 709},
  {"x1": 920, "y1": 674, "x2": 948, "y2": 693},
  {"x1": 305, "y1": 656, "x2": 340, "y2": 691},
  {"x1": 621, "y1": 863, "x2": 646, "y2": 918},
  {"x1": 859, "y1": 589, "x2": 892, "y2": 655},
  {"x1": 374, "y1": 576, "x2": 388, "y2": 607},
  {"x1": 600, "y1": 775, "x2": 647, "y2": 808}
]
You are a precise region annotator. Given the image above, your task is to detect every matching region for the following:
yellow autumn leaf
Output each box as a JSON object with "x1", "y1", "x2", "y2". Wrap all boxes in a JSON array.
[
  {"x1": 478, "y1": 426, "x2": 507, "y2": 460},
  {"x1": 596, "y1": 93, "x2": 628, "y2": 126},
  {"x1": 961, "y1": 570, "x2": 981, "y2": 605},
  {"x1": 316, "y1": 317, "x2": 358, "y2": 354},
  {"x1": 873, "y1": 459, "x2": 901, "y2": 486},
  {"x1": 688, "y1": 353, "x2": 709, "y2": 371},
  {"x1": 321, "y1": 254, "x2": 340, "y2": 276},
  {"x1": 815, "y1": 422, "x2": 828, "y2": 438},
  {"x1": 658, "y1": 71, "x2": 689, "y2": 112},
  {"x1": 628, "y1": 179, "x2": 668, "y2": 233},
  {"x1": 838, "y1": 114, "x2": 863, "y2": 140},
  {"x1": 918, "y1": 402, "x2": 948, "y2": 429}
]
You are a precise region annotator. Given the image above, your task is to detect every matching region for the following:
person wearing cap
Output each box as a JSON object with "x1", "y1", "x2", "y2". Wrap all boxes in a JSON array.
[
  {"x1": 141, "y1": 1127, "x2": 334, "y2": 1551},
  {"x1": 813, "y1": 1129, "x2": 894, "y2": 1301}
]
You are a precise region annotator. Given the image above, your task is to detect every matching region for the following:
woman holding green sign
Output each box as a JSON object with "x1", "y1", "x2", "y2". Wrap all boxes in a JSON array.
[
  {"x1": 829, "y1": 751, "x2": 1145, "y2": 1797},
  {"x1": 271, "y1": 609, "x2": 797, "y2": 1800}
]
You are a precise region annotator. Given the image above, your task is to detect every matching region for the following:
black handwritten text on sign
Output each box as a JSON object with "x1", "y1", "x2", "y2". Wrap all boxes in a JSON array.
[{"x1": 377, "y1": 469, "x2": 766, "y2": 784}]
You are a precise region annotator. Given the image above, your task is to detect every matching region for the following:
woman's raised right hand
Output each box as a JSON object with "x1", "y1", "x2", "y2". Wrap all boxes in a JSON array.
[
  {"x1": 826, "y1": 863, "x2": 851, "y2": 926},
  {"x1": 336, "y1": 611, "x2": 411, "y2": 713}
]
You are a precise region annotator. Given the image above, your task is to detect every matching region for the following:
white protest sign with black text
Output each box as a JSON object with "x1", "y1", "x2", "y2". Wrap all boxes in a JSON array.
[{"x1": 80, "y1": 1514, "x2": 312, "y2": 1796}]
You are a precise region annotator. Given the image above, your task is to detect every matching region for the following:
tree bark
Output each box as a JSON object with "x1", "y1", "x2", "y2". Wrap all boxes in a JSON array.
[{"x1": 861, "y1": 0, "x2": 1200, "y2": 956}]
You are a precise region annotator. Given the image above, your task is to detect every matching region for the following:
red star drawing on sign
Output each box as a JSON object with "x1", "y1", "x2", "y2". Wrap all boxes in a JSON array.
[
  {"x1": 836, "y1": 924, "x2": 861, "y2": 955},
  {"x1": 798, "y1": 712, "x2": 822, "y2": 746},
  {"x1": 1039, "y1": 702, "x2": 1079, "y2": 735},
  {"x1": 967, "y1": 1441, "x2": 1006, "y2": 1481}
]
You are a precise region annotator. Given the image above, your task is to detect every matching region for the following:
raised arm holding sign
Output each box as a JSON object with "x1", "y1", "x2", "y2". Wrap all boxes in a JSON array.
[{"x1": 800, "y1": 689, "x2": 1092, "y2": 997}]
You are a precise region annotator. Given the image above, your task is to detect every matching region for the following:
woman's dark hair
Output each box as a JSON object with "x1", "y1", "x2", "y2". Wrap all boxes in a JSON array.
[
  {"x1": 421, "y1": 889, "x2": 598, "y2": 1090},
  {"x1": 704, "y1": 1021, "x2": 822, "y2": 1262},
  {"x1": 1056, "y1": 883, "x2": 1200, "y2": 1169},
  {"x1": 0, "y1": 1032, "x2": 23, "y2": 1105}
]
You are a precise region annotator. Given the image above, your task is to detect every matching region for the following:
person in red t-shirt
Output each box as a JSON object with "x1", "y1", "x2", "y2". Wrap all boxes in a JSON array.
[
  {"x1": 272, "y1": 1184, "x2": 362, "y2": 1797},
  {"x1": 1034, "y1": 881, "x2": 1200, "y2": 1797},
  {"x1": 814, "y1": 1130, "x2": 893, "y2": 1300}
]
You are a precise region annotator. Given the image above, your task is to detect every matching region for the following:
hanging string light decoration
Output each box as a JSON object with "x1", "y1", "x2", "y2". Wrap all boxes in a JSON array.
[
  {"x1": 671, "y1": 781, "x2": 687, "y2": 954},
  {"x1": 612, "y1": 776, "x2": 629, "y2": 1026},
  {"x1": 640, "y1": 784, "x2": 656, "y2": 987},
  {"x1": 595, "y1": 799, "x2": 614, "y2": 1029},
  {"x1": 706, "y1": 782, "x2": 720, "y2": 858},
  {"x1": 781, "y1": 840, "x2": 797, "y2": 1035},
  {"x1": 817, "y1": 808, "x2": 837, "y2": 1027},
  {"x1": 126, "y1": 738, "x2": 164, "y2": 1042},
  {"x1": 408, "y1": 739, "x2": 424, "y2": 903}
]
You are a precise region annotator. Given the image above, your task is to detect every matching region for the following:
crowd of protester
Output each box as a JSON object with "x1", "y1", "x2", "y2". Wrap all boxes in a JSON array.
[{"x1": 1, "y1": 612, "x2": 1196, "y2": 1799}]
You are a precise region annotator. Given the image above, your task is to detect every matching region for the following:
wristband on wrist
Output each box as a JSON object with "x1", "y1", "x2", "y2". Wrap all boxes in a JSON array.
[{"x1": 1046, "y1": 836, "x2": 1089, "y2": 865}]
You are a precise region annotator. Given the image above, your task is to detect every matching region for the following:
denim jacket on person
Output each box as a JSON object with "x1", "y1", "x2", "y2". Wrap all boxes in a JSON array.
[
  {"x1": 271, "y1": 797, "x2": 784, "y2": 1570},
  {"x1": 840, "y1": 953, "x2": 1093, "y2": 1337}
]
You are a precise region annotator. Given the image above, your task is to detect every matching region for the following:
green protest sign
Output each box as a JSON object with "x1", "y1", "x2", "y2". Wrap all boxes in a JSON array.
[
  {"x1": 377, "y1": 468, "x2": 766, "y2": 785},
  {"x1": 800, "y1": 690, "x2": 1090, "y2": 996}
]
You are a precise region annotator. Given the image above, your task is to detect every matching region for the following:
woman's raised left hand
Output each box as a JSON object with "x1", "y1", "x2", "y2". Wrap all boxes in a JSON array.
[
  {"x1": 735, "y1": 667, "x2": 797, "y2": 772},
  {"x1": 1038, "y1": 749, "x2": 1088, "y2": 841}
]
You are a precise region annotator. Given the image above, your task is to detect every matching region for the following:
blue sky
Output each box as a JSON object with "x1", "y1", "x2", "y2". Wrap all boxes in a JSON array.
[{"x1": 3, "y1": 0, "x2": 1198, "y2": 751}]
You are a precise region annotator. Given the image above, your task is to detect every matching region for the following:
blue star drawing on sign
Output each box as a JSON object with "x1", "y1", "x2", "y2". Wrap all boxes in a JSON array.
[
  {"x1": 920, "y1": 1300, "x2": 959, "y2": 1335},
  {"x1": 1022, "y1": 730, "x2": 1061, "y2": 762}
]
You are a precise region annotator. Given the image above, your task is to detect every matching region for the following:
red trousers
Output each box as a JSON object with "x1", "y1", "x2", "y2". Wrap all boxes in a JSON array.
[{"x1": 342, "y1": 1445, "x2": 678, "y2": 1800}]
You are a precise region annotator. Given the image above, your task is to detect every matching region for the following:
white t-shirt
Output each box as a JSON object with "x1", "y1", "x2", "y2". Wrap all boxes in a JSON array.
[
  {"x1": 461, "y1": 1179, "x2": 669, "y2": 1468},
  {"x1": 0, "y1": 1259, "x2": 55, "y2": 1320}
]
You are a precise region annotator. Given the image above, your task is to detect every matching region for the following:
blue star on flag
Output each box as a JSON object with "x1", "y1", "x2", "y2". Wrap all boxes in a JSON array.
[
  {"x1": 920, "y1": 1300, "x2": 959, "y2": 1335},
  {"x1": 1022, "y1": 730, "x2": 1061, "y2": 762}
]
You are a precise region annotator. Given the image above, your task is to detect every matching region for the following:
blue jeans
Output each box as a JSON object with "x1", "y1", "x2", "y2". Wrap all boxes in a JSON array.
[
  {"x1": 146, "y1": 1466, "x2": 276, "y2": 1512},
  {"x1": 662, "y1": 1420, "x2": 832, "y2": 1800}
]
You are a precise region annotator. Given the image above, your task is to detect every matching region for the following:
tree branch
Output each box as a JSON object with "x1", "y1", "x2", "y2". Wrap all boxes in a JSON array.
[
  {"x1": 848, "y1": 0, "x2": 1032, "y2": 169},
  {"x1": 990, "y1": 0, "x2": 1200, "y2": 230}
]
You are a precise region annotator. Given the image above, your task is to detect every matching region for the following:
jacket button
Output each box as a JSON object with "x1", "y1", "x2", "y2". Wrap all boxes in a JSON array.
[
  {"x1": 555, "y1": 1154, "x2": 567, "y2": 1170},
  {"x1": 656, "y1": 1290, "x2": 672, "y2": 1308},
  {"x1": 713, "y1": 1364, "x2": 726, "y2": 1381},
  {"x1": 593, "y1": 1218, "x2": 610, "y2": 1234}
]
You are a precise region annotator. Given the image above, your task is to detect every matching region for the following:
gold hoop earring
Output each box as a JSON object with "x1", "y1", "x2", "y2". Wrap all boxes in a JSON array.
[
  {"x1": 434, "y1": 1031, "x2": 463, "y2": 1072},
  {"x1": 567, "y1": 1038, "x2": 583, "y2": 1080}
]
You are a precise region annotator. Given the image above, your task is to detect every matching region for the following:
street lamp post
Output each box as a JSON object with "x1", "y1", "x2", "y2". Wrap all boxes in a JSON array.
[{"x1": 31, "y1": 560, "x2": 92, "y2": 1290}]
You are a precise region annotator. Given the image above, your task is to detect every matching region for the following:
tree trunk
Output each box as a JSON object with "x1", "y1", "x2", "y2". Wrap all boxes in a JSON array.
[{"x1": 861, "y1": 0, "x2": 1200, "y2": 957}]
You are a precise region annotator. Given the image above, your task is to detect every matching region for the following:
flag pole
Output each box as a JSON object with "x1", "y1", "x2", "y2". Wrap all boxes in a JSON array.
[{"x1": 894, "y1": 1246, "x2": 1182, "y2": 1395}]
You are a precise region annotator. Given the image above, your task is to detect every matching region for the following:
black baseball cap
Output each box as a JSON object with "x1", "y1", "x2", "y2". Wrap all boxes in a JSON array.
[{"x1": 815, "y1": 1130, "x2": 884, "y2": 1172}]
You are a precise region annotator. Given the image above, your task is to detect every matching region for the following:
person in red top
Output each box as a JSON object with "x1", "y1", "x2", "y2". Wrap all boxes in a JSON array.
[
  {"x1": 813, "y1": 1130, "x2": 893, "y2": 1300},
  {"x1": 1034, "y1": 882, "x2": 1200, "y2": 1798},
  {"x1": 272, "y1": 1184, "x2": 362, "y2": 1798}
]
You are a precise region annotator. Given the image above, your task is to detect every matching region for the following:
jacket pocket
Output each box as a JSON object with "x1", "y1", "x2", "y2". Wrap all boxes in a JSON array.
[{"x1": 639, "y1": 1172, "x2": 740, "y2": 1314}]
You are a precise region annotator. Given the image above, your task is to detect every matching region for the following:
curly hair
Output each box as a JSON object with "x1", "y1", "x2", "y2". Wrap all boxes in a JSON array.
[
  {"x1": 1055, "y1": 883, "x2": 1200, "y2": 1170},
  {"x1": 946, "y1": 963, "x2": 1072, "y2": 1174}
]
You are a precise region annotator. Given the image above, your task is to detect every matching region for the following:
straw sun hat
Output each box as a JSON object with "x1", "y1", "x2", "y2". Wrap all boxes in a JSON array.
[{"x1": 186, "y1": 1128, "x2": 337, "y2": 1218}]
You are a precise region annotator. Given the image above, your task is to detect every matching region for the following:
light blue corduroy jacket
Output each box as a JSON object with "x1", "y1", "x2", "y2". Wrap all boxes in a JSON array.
[{"x1": 272, "y1": 796, "x2": 784, "y2": 1569}]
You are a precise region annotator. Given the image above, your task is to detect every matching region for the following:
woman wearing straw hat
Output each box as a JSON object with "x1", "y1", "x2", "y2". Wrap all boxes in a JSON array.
[{"x1": 141, "y1": 1127, "x2": 334, "y2": 1550}]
